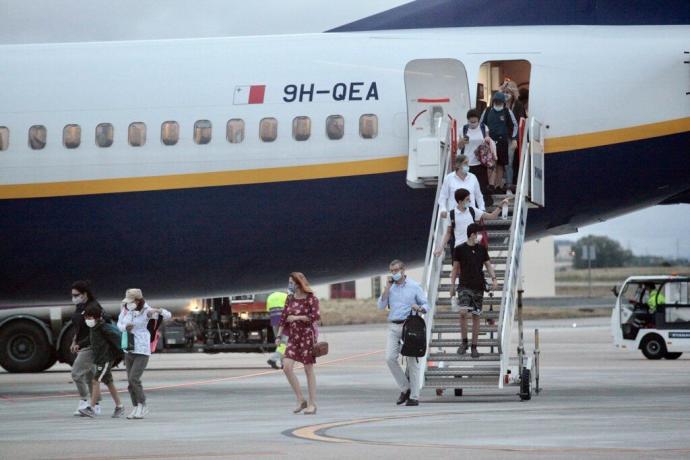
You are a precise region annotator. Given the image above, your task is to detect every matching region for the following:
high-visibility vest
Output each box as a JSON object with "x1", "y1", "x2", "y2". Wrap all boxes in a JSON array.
[
  {"x1": 648, "y1": 289, "x2": 665, "y2": 313},
  {"x1": 266, "y1": 291, "x2": 288, "y2": 311}
]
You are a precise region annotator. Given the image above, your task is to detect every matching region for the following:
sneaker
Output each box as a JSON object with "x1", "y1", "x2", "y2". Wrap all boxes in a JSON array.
[
  {"x1": 112, "y1": 405, "x2": 125, "y2": 418},
  {"x1": 126, "y1": 406, "x2": 139, "y2": 420},
  {"x1": 74, "y1": 399, "x2": 88, "y2": 416},
  {"x1": 94, "y1": 403, "x2": 101, "y2": 416},
  {"x1": 457, "y1": 341, "x2": 468, "y2": 355},
  {"x1": 133, "y1": 404, "x2": 148, "y2": 419},
  {"x1": 405, "y1": 399, "x2": 419, "y2": 406},
  {"x1": 267, "y1": 359, "x2": 280, "y2": 369},
  {"x1": 79, "y1": 406, "x2": 95, "y2": 418},
  {"x1": 471, "y1": 346, "x2": 480, "y2": 359}
]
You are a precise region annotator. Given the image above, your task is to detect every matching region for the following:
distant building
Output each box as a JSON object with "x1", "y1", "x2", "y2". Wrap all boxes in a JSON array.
[{"x1": 555, "y1": 240, "x2": 575, "y2": 271}]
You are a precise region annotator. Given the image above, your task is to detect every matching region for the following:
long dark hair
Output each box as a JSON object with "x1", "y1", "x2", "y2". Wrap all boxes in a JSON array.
[{"x1": 71, "y1": 280, "x2": 95, "y2": 301}]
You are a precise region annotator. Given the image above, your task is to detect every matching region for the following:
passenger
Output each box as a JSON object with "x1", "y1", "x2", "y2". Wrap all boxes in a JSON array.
[
  {"x1": 480, "y1": 92, "x2": 518, "y2": 193},
  {"x1": 438, "y1": 154, "x2": 486, "y2": 220},
  {"x1": 275, "y1": 273, "x2": 320, "y2": 415},
  {"x1": 377, "y1": 259, "x2": 428, "y2": 407},
  {"x1": 266, "y1": 290, "x2": 289, "y2": 369},
  {"x1": 69, "y1": 280, "x2": 104, "y2": 416},
  {"x1": 434, "y1": 189, "x2": 509, "y2": 299},
  {"x1": 117, "y1": 288, "x2": 171, "y2": 420},
  {"x1": 499, "y1": 81, "x2": 526, "y2": 189},
  {"x1": 79, "y1": 304, "x2": 124, "y2": 418},
  {"x1": 455, "y1": 223, "x2": 499, "y2": 358},
  {"x1": 458, "y1": 109, "x2": 494, "y2": 205}
]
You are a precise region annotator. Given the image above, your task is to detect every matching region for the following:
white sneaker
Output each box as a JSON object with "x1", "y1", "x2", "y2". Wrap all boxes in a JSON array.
[
  {"x1": 126, "y1": 406, "x2": 139, "y2": 419},
  {"x1": 73, "y1": 399, "x2": 88, "y2": 416},
  {"x1": 94, "y1": 404, "x2": 101, "y2": 416},
  {"x1": 134, "y1": 404, "x2": 148, "y2": 419}
]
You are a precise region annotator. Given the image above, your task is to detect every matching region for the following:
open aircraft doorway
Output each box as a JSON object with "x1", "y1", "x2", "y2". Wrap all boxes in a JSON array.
[{"x1": 404, "y1": 59, "x2": 470, "y2": 188}]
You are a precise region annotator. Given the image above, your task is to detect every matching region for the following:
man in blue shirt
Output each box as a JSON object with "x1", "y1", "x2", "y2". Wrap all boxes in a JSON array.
[{"x1": 377, "y1": 259, "x2": 429, "y2": 406}]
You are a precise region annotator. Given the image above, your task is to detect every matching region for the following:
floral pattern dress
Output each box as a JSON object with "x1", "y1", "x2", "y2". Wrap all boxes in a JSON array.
[{"x1": 279, "y1": 294, "x2": 321, "y2": 364}]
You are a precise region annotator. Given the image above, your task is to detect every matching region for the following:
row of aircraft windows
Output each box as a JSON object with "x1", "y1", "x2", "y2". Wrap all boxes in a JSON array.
[{"x1": 0, "y1": 115, "x2": 379, "y2": 151}]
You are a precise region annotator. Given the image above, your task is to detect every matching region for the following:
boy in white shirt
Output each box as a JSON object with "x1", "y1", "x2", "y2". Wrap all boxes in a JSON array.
[{"x1": 437, "y1": 155, "x2": 485, "y2": 217}]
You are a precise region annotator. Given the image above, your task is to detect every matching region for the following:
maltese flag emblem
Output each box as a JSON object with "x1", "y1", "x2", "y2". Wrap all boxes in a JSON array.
[{"x1": 233, "y1": 85, "x2": 266, "y2": 105}]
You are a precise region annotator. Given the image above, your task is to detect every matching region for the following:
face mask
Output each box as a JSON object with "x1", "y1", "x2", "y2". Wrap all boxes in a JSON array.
[
  {"x1": 476, "y1": 234, "x2": 483, "y2": 243},
  {"x1": 85, "y1": 319, "x2": 96, "y2": 328},
  {"x1": 71, "y1": 294, "x2": 85, "y2": 305},
  {"x1": 288, "y1": 282, "x2": 296, "y2": 294},
  {"x1": 493, "y1": 104, "x2": 504, "y2": 111},
  {"x1": 126, "y1": 302, "x2": 137, "y2": 311},
  {"x1": 391, "y1": 272, "x2": 402, "y2": 282},
  {"x1": 462, "y1": 165, "x2": 470, "y2": 174},
  {"x1": 468, "y1": 122, "x2": 479, "y2": 129}
]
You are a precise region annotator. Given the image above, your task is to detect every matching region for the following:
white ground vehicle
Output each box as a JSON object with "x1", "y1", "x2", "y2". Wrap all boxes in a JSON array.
[{"x1": 611, "y1": 276, "x2": 690, "y2": 360}]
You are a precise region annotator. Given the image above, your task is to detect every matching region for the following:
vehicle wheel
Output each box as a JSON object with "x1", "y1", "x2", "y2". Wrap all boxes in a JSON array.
[
  {"x1": 58, "y1": 325, "x2": 76, "y2": 365},
  {"x1": 640, "y1": 335, "x2": 667, "y2": 360},
  {"x1": 0, "y1": 321, "x2": 54, "y2": 372},
  {"x1": 519, "y1": 368, "x2": 531, "y2": 401},
  {"x1": 665, "y1": 352, "x2": 683, "y2": 360}
]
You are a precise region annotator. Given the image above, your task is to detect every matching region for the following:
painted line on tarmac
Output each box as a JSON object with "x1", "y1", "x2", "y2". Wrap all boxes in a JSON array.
[
  {"x1": 286, "y1": 409, "x2": 690, "y2": 453},
  {"x1": 0, "y1": 349, "x2": 384, "y2": 403}
]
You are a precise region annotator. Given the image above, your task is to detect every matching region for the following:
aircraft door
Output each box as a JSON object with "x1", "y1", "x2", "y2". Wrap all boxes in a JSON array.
[{"x1": 404, "y1": 59, "x2": 470, "y2": 188}]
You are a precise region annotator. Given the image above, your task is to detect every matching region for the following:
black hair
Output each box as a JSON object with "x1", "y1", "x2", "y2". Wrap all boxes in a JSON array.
[
  {"x1": 466, "y1": 109, "x2": 480, "y2": 120},
  {"x1": 454, "y1": 188, "x2": 471, "y2": 203},
  {"x1": 71, "y1": 280, "x2": 95, "y2": 301},
  {"x1": 467, "y1": 223, "x2": 481, "y2": 239},
  {"x1": 84, "y1": 303, "x2": 102, "y2": 318}
]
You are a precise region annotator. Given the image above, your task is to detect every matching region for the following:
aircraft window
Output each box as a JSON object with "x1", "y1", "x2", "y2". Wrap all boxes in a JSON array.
[
  {"x1": 359, "y1": 114, "x2": 378, "y2": 139},
  {"x1": 0, "y1": 127, "x2": 9, "y2": 151},
  {"x1": 326, "y1": 115, "x2": 344, "y2": 140},
  {"x1": 260, "y1": 117, "x2": 278, "y2": 142},
  {"x1": 161, "y1": 121, "x2": 179, "y2": 146},
  {"x1": 226, "y1": 119, "x2": 244, "y2": 144},
  {"x1": 292, "y1": 116, "x2": 311, "y2": 141},
  {"x1": 63, "y1": 124, "x2": 81, "y2": 149},
  {"x1": 194, "y1": 120, "x2": 212, "y2": 145},
  {"x1": 128, "y1": 122, "x2": 147, "y2": 147},
  {"x1": 95, "y1": 123, "x2": 114, "y2": 148},
  {"x1": 29, "y1": 125, "x2": 47, "y2": 150}
]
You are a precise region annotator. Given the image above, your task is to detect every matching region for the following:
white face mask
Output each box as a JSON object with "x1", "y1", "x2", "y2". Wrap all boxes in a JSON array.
[
  {"x1": 85, "y1": 319, "x2": 96, "y2": 328},
  {"x1": 126, "y1": 302, "x2": 137, "y2": 311},
  {"x1": 461, "y1": 165, "x2": 470, "y2": 174},
  {"x1": 476, "y1": 234, "x2": 483, "y2": 243},
  {"x1": 493, "y1": 104, "x2": 504, "y2": 111}
]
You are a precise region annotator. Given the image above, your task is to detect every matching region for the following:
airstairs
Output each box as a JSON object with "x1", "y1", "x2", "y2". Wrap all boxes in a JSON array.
[{"x1": 416, "y1": 118, "x2": 544, "y2": 399}]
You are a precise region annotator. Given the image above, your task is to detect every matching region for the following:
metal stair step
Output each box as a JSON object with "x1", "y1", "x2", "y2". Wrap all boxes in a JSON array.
[
  {"x1": 482, "y1": 218, "x2": 512, "y2": 226},
  {"x1": 441, "y1": 269, "x2": 505, "y2": 278},
  {"x1": 428, "y1": 353, "x2": 500, "y2": 362},
  {"x1": 425, "y1": 378, "x2": 500, "y2": 388},
  {"x1": 436, "y1": 297, "x2": 501, "y2": 306},
  {"x1": 430, "y1": 338, "x2": 499, "y2": 347},
  {"x1": 425, "y1": 366, "x2": 500, "y2": 377},
  {"x1": 439, "y1": 283, "x2": 504, "y2": 291},
  {"x1": 433, "y1": 310, "x2": 499, "y2": 320},
  {"x1": 431, "y1": 325, "x2": 497, "y2": 334},
  {"x1": 443, "y1": 256, "x2": 508, "y2": 265}
]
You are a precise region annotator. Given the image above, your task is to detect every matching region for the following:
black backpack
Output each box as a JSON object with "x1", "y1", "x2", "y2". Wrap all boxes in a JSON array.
[{"x1": 400, "y1": 312, "x2": 427, "y2": 358}]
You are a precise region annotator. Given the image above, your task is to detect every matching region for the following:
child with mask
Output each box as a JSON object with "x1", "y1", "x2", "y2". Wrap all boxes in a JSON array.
[
  {"x1": 78, "y1": 304, "x2": 124, "y2": 418},
  {"x1": 117, "y1": 288, "x2": 171, "y2": 419}
]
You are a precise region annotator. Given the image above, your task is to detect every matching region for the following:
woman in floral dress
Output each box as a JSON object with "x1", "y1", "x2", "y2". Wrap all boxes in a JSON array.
[{"x1": 276, "y1": 272, "x2": 320, "y2": 415}]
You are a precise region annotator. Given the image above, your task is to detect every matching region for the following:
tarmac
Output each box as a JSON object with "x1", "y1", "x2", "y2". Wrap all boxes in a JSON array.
[{"x1": 1, "y1": 316, "x2": 689, "y2": 460}]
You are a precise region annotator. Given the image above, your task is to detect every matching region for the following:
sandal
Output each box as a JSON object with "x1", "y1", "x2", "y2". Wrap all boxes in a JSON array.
[{"x1": 293, "y1": 400, "x2": 308, "y2": 414}]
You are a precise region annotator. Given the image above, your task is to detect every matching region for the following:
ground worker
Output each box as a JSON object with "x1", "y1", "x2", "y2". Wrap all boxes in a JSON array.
[
  {"x1": 266, "y1": 291, "x2": 288, "y2": 369},
  {"x1": 647, "y1": 283, "x2": 666, "y2": 314}
]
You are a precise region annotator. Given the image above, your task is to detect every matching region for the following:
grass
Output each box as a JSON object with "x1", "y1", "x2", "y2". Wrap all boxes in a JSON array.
[
  {"x1": 319, "y1": 299, "x2": 610, "y2": 326},
  {"x1": 556, "y1": 266, "x2": 689, "y2": 282}
]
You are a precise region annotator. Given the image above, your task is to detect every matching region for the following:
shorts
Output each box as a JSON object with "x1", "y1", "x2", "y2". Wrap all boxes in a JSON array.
[
  {"x1": 452, "y1": 245, "x2": 462, "y2": 263},
  {"x1": 458, "y1": 288, "x2": 484, "y2": 316},
  {"x1": 93, "y1": 361, "x2": 114, "y2": 385},
  {"x1": 494, "y1": 137, "x2": 509, "y2": 166}
]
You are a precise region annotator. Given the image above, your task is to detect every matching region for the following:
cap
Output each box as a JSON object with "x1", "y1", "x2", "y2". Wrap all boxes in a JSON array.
[
  {"x1": 122, "y1": 288, "x2": 143, "y2": 303},
  {"x1": 493, "y1": 92, "x2": 506, "y2": 102}
]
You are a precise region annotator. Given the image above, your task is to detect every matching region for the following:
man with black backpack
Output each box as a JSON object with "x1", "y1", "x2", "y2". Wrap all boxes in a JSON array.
[
  {"x1": 480, "y1": 92, "x2": 518, "y2": 193},
  {"x1": 377, "y1": 259, "x2": 428, "y2": 407}
]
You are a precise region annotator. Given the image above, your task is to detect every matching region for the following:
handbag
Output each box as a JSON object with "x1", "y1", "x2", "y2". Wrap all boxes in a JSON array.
[{"x1": 311, "y1": 323, "x2": 329, "y2": 358}]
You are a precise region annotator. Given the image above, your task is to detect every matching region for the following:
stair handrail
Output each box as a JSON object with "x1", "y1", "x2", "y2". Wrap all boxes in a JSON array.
[
  {"x1": 419, "y1": 120, "x2": 454, "y2": 387},
  {"x1": 497, "y1": 119, "x2": 532, "y2": 387}
]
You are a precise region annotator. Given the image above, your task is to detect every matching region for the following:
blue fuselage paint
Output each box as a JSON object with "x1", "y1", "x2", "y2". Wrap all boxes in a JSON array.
[{"x1": 2, "y1": 128, "x2": 689, "y2": 305}]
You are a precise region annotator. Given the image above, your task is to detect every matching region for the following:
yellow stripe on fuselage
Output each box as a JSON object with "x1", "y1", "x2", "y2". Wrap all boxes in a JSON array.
[
  {"x1": 0, "y1": 117, "x2": 688, "y2": 200},
  {"x1": 0, "y1": 156, "x2": 409, "y2": 200},
  {"x1": 544, "y1": 116, "x2": 690, "y2": 153}
]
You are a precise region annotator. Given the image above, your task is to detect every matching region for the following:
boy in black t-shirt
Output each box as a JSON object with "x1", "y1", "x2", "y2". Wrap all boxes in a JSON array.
[{"x1": 456, "y1": 224, "x2": 498, "y2": 358}]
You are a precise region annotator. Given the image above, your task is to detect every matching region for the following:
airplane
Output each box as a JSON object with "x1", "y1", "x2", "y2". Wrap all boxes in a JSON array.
[{"x1": 0, "y1": 0, "x2": 689, "y2": 369}]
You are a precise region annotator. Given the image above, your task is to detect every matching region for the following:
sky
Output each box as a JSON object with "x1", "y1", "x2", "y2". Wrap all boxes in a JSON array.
[{"x1": 561, "y1": 204, "x2": 690, "y2": 259}]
